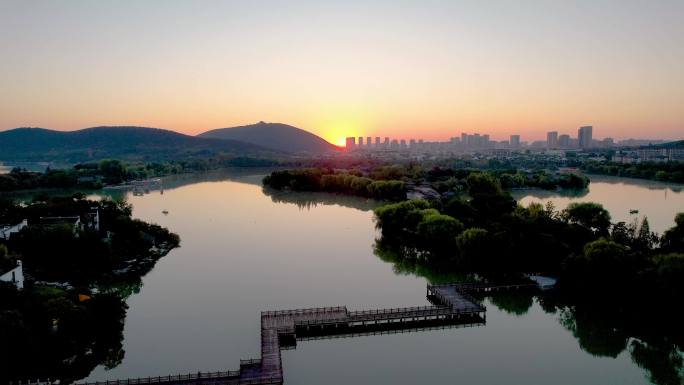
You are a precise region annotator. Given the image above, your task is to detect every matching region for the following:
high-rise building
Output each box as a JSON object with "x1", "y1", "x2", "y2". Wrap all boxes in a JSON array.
[
  {"x1": 578, "y1": 126, "x2": 593, "y2": 149},
  {"x1": 358, "y1": 137, "x2": 364, "y2": 147},
  {"x1": 558, "y1": 134, "x2": 570, "y2": 148},
  {"x1": 409, "y1": 139, "x2": 416, "y2": 148},
  {"x1": 366, "y1": 137, "x2": 372, "y2": 148},
  {"x1": 547, "y1": 131, "x2": 558, "y2": 148},
  {"x1": 510, "y1": 135, "x2": 520, "y2": 148},
  {"x1": 375, "y1": 137, "x2": 381, "y2": 147},
  {"x1": 345, "y1": 137, "x2": 356, "y2": 149},
  {"x1": 400, "y1": 139, "x2": 407, "y2": 149}
]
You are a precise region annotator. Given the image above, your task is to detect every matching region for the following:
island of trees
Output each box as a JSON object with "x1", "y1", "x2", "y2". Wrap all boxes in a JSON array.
[
  {"x1": 0, "y1": 194, "x2": 180, "y2": 383},
  {"x1": 367, "y1": 171, "x2": 684, "y2": 382},
  {"x1": 263, "y1": 165, "x2": 589, "y2": 201},
  {"x1": 581, "y1": 160, "x2": 684, "y2": 183}
]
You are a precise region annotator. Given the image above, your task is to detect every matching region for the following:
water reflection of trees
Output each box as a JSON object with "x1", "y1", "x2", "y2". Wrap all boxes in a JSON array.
[
  {"x1": 262, "y1": 187, "x2": 382, "y2": 212},
  {"x1": 1, "y1": 243, "x2": 164, "y2": 383},
  {"x1": 0, "y1": 284, "x2": 127, "y2": 384},
  {"x1": 587, "y1": 175, "x2": 684, "y2": 192},
  {"x1": 372, "y1": 240, "x2": 684, "y2": 385},
  {"x1": 510, "y1": 187, "x2": 590, "y2": 201}
]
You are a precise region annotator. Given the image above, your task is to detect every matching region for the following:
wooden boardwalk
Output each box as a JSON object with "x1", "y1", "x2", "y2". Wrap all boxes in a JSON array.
[{"x1": 75, "y1": 282, "x2": 537, "y2": 385}]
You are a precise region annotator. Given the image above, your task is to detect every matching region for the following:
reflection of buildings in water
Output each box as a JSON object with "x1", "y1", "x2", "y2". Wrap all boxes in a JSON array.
[{"x1": 131, "y1": 178, "x2": 163, "y2": 196}]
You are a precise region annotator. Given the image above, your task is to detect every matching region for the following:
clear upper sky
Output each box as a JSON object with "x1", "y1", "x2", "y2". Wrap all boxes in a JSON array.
[{"x1": 1, "y1": 0, "x2": 682, "y2": 145}]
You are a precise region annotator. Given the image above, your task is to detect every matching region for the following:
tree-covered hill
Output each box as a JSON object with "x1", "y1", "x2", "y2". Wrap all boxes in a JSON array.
[
  {"x1": 198, "y1": 121, "x2": 339, "y2": 154},
  {"x1": 0, "y1": 126, "x2": 277, "y2": 163}
]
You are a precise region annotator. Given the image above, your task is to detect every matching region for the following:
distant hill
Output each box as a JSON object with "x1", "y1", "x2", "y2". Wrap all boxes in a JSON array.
[
  {"x1": 198, "y1": 122, "x2": 338, "y2": 153},
  {"x1": 0, "y1": 126, "x2": 274, "y2": 163}
]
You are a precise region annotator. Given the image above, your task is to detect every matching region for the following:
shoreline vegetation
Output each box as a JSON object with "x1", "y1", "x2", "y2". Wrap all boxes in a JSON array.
[
  {"x1": 0, "y1": 157, "x2": 283, "y2": 193},
  {"x1": 263, "y1": 165, "x2": 684, "y2": 385},
  {"x1": 581, "y1": 160, "x2": 684, "y2": 184},
  {"x1": 0, "y1": 194, "x2": 180, "y2": 383},
  {"x1": 262, "y1": 165, "x2": 590, "y2": 201}
]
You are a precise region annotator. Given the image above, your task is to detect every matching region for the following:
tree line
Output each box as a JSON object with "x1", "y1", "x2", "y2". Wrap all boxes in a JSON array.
[
  {"x1": 581, "y1": 160, "x2": 684, "y2": 183},
  {"x1": 263, "y1": 168, "x2": 408, "y2": 201},
  {"x1": 0, "y1": 156, "x2": 282, "y2": 192},
  {"x1": 0, "y1": 194, "x2": 181, "y2": 383}
]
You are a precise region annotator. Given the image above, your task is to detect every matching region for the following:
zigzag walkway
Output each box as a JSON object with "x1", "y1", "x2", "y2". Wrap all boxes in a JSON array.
[{"x1": 75, "y1": 282, "x2": 535, "y2": 385}]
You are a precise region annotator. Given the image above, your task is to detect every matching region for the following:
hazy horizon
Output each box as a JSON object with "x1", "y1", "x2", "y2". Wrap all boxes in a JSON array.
[
  {"x1": 1, "y1": 1, "x2": 682, "y2": 145},
  {"x1": 0, "y1": 122, "x2": 679, "y2": 145}
]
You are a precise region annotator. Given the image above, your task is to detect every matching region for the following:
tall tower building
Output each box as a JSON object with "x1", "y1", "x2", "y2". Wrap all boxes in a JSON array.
[
  {"x1": 547, "y1": 131, "x2": 558, "y2": 148},
  {"x1": 578, "y1": 126, "x2": 593, "y2": 149},
  {"x1": 366, "y1": 137, "x2": 372, "y2": 148},
  {"x1": 358, "y1": 137, "x2": 364, "y2": 147},
  {"x1": 345, "y1": 137, "x2": 356, "y2": 149},
  {"x1": 510, "y1": 135, "x2": 520, "y2": 148},
  {"x1": 558, "y1": 134, "x2": 570, "y2": 148},
  {"x1": 375, "y1": 137, "x2": 381, "y2": 147}
]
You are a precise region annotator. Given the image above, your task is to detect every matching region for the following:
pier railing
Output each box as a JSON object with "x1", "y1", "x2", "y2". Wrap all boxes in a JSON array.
[
  {"x1": 73, "y1": 370, "x2": 280, "y2": 385},
  {"x1": 261, "y1": 306, "x2": 346, "y2": 317},
  {"x1": 72, "y1": 282, "x2": 533, "y2": 385}
]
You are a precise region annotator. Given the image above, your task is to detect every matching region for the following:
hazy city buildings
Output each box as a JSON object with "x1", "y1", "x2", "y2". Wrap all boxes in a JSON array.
[
  {"x1": 547, "y1": 131, "x2": 558, "y2": 148},
  {"x1": 342, "y1": 124, "x2": 623, "y2": 155},
  {"x1": 578, "y1": 126, "x2": 593, "y2": 149},
  {"x1": 345, "y1": 137, "x2": 355, "y2": 149},
  {"x1": 510, "y1": 135, "x2": 520, "y2": 149}
]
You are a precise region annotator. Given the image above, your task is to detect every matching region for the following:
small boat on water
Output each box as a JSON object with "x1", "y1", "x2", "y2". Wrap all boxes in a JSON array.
[
  {"x1": 162, "y1": 210, "x2": 169, "y2": 215},
  {"x1": 629, "y1": 209, "x2": 639, "y2": 214}
]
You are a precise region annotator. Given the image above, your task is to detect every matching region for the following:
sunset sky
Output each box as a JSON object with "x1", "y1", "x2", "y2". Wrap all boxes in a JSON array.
[{"x1": 1, "y1": 1, "x2": 682, "y2": 146}]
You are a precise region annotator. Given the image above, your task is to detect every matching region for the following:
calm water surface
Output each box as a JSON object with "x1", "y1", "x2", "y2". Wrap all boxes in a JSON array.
[
  {"x1": 83, "y1": 173, "x2": 683, "y2": 384},
  {"x1": 514, "y1": 175, "x2": 684, "y2": 233}
]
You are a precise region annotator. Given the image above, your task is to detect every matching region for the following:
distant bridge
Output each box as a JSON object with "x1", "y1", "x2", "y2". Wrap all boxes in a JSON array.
[{"x1": 74, "y1": 282, "x2": 537, "y2": 385}]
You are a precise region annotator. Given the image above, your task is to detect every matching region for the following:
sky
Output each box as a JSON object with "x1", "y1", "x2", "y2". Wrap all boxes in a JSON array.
[{"x1": 1, "y1": 1, "x2": 682, "y2": 146}]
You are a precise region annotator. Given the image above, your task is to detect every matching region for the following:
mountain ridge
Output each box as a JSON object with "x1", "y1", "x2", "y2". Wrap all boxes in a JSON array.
[
  {"x1": 0, "y1": 126, "x2": 274, "y2": 163},
  {"x1": 198, "y1": 121, "x2": 338, "y2": 153}
]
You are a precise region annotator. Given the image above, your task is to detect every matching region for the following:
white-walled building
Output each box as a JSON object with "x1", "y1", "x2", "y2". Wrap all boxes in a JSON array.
[
  {"x1": 0, "y1": 260, "x2": 24, "y2": 289},
  {"x1": 0, "y1": 219, "x2": 28, "y2": 240}
]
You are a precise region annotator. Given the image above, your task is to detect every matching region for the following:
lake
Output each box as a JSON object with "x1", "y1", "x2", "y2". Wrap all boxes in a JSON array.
[
  {"x1": 82, "y1": 172, "x2": 682, "y2": 384},
  {"x1": 513, "y1": 175, "x2": 684, "y2": 233}
]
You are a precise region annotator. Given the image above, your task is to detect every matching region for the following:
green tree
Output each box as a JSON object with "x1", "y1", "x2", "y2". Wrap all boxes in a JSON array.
[
  {"x1": 564, "y1": 202, "x2": 612, "y2": 235},
  {"x1": 466, "y1": 172, "x2": 515, "y2": 219},
  {"x1": 661, "y1": 213, "x2": 684, "y2": 252},
  {"x1": 455, "y1": 228, "x2": 490, "y2": 267},
  {"x1": 416, "y1": 214, "x2": 463, "y2": 256}
]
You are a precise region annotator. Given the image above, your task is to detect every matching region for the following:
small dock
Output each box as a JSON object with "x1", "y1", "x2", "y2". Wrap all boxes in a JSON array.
[{"x1": 76, "y1": 282, "x2": 539, "y2": 385}]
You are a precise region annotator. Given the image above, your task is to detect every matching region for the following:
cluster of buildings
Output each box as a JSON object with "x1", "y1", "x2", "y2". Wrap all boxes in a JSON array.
[
  {"x1": 344, "y1": 125, "x2": 673, "y2": 156},
  {"x1": 345, "y1": 133, "x2": 498, "y2": 152},
  {"x1": 0, "y1": 207, "x2": 101, "y2": 290},
  {"x1": 345, "y1": 125, "x2": 611, "y2": 153},
  {"x1": 613, "y1": 147, "x2": 684, "y2": 163}
]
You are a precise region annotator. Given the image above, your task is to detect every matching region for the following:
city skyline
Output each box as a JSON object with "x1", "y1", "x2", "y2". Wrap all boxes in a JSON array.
[
  {"x1": 1, "y1": 1, "x2": 683, "y2": 146},
  {"x1": 342, "y1": 125, "x2": 660, "y2": 148}
]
